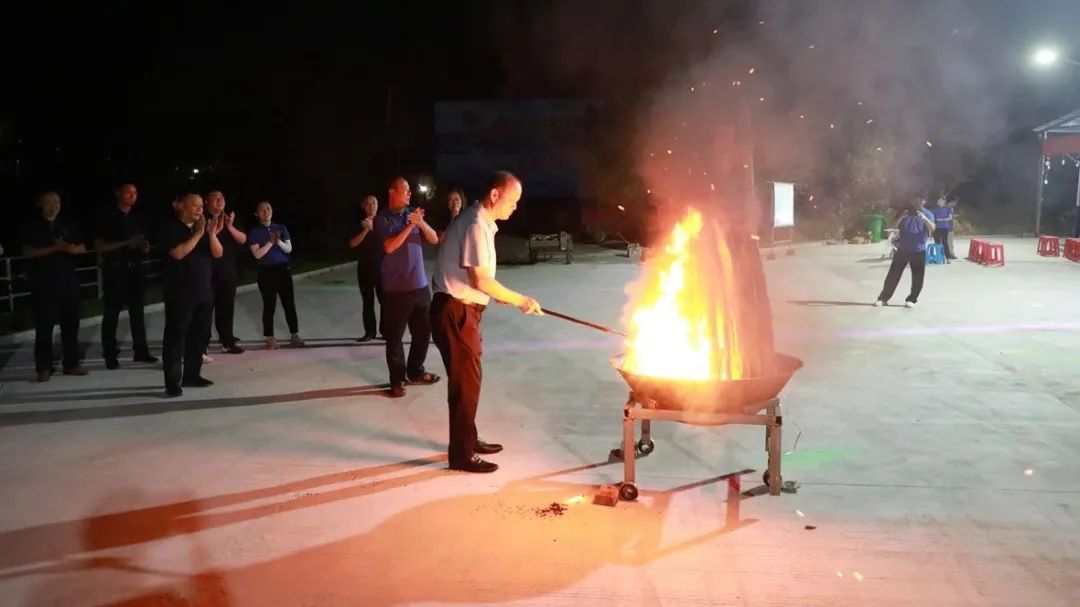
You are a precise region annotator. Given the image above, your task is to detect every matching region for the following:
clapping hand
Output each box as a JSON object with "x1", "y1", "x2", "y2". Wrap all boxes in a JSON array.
[
  {"x1": 269, "y1": 231, "x2": 281, "y2": 245},
  {"x1": 211, "y1": 214, "x2": 225, "y2": 235},
  {"x1": 193, "y1": 216, "x2": 206, "y2": 235},
  {"x1": 129, "y1": 234, "x2": 148, "y2": 251},
  {"x1": 224, "y1": 212, "x2": 235, "y2": 229},
  {"x1": 361, "y1": 217, "x2": 374, "y2": 232},
  {"x1": 407, "y1": 208, "x2": 425, "y2": 226}
]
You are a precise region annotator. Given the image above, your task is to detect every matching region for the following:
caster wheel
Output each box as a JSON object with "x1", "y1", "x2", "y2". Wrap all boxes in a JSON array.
[
  {"x1": 619, "y1": 483, "x2": 639, "y2": 501},
  {"x1": 635, "y1": 439, "x2": 655, "y2": 455}
]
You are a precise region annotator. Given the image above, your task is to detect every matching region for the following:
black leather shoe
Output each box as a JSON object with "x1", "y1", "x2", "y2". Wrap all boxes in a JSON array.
[
  {"x1": 475, "y1": 440, "x2": 503, "y2": 455},
  {"x1": 133, "y1": 353, "x2": 159, "y2": 364},
  {"x1": 105, "y1": 359, "x2": 121, "y2": 370},
  {"x1": 223, "y1": 344, "x2": 245, "y2": 354},
  {"x1": 165, "y1": 385, "x2": 183, "y2": 398},
  {"x1": 406, "y1": 372, "x2": 440, "y2": 386},
  {"x1": 449, "y1": 455, "x2": 498, "y2": 473},
  {"x1": 387, "y1": 385, "x2": 406, "y2": 398},
  {"x1": 181, "y1": 377, "x2": 214, "y2": 388},
  {"x1": 355, "y1": 334, "x2": 375, "y2": 343}
]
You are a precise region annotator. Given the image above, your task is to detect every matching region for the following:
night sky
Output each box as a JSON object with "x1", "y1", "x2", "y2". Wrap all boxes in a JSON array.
[{"x1": 3, "y1": 0, "x2": 1079, "y2": 248}]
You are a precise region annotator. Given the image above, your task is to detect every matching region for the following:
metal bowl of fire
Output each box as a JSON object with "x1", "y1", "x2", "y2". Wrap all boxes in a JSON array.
[{"x1": 607, "y1": 208, "x2": 803, "y2": 501}]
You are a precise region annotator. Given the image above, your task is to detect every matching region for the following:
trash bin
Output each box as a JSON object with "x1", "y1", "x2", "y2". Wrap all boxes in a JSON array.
[{"x1": 863, "y1": 214, "x2": 885, "y2": 243}]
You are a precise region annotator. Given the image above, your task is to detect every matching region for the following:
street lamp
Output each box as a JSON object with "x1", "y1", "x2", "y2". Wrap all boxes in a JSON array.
[{"x1": 1032, "y1": 46, "x2": 1080, "y2": 67}]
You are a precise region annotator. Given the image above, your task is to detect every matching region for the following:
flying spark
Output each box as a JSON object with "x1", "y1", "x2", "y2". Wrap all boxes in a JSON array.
[
  {"x1": 713, "y1": 28, "x2": 719, "y2": 34},
  {"x1": 796, "y1": 510, "x2": 805, "y2": 517},
  {"x1": 748, "y1": 67, "x2": 756, "y2": 74},
  {"x1": 808, "y1": 44, "x2": 816, "y2": 49},
  {"x1": 853, "y1": 572, "x2": 864, "y2": 582},
  {"x1": 1025, "y1": 469, "x2": 1034, "y2": 476},
  {"x1": 799, "y1": 114, "x2": 805, "y2": 119},
  {"x1": 866, "y1": 118, "x2": 875, "y2": 124},
  {"x1": 759, "y1": 97, "x2": 766, "y2": 102},
  {"x1": 837, "y1": 572, "x2": 844, "y2": 578},
  {"x1": 710, "y1": 183, "x2": 716, "y2": 191},
  {"x1": 926, "y1": 140, "x2": 933, "y2": 147},
  {"x1": 876, "y1": 147, "x2": 883, "y2": 151},
  {"x1": 666, "y1": 149, "x2": 673, "y2": 155},
  {"x1": 829, "y1": 124, "x2": 836, "y2": 129},
  {"x1": 617, "y1": 205, "x2": 626, "y2": 212},
  {"x1": 809, "y1": 195, "x2": 815, "y2": 201}
]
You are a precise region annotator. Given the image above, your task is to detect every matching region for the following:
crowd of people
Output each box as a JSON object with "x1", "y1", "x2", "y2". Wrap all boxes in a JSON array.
[{"x1": 9, "y1": 172, "x2": 543, "y2": 473}]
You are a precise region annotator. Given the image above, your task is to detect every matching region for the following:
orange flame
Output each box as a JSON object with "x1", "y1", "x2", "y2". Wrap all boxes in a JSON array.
[{"x1": 622, "y1": 208, "x2": 745, "y2": 381}]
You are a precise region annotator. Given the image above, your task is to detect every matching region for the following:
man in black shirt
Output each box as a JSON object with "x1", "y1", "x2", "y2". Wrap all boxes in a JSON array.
[
  {"x1": 19, "y1": 192, "x2": 89, "y2": 382},
  {"x1": 159, "y1": 193, "x2": 224, "y2": 397},
  {"x1": 348, "y1": 194, "x2": 382, "y2": 341},
  {"x1": 204, "y1": 190, "x2": 246, "y2": 354},
  {"x1": 95, "y1": 183, "x2": 158, "y2": 369}
]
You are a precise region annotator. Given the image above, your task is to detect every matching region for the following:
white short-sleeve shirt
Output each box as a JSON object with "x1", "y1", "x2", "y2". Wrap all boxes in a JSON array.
[{"x1": 432, "y1": 204, "x2": 497, "y2": 306}]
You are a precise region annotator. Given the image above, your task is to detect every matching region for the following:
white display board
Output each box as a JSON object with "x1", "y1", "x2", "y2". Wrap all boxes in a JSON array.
[{"x1": 773, "y1": 182, "x2": 795, "y2": 228}]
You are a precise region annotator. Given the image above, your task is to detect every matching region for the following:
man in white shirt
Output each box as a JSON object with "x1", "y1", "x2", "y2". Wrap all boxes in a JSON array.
[{"x1": 430, "y1": 171, "x2": 543, "y2": 473}]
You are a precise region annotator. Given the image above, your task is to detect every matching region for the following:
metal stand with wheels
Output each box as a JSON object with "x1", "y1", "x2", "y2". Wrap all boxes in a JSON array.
[{"x1": 615, "y1": 393, "x2": 783, "y2": 501}]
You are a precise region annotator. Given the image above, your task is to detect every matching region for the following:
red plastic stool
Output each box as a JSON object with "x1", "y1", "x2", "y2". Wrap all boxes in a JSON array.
[
  {"x1": 967, "y1": 239, "x2": 986, "y2": 263},
  {"x1": 983, "y1": 243, "x2": 1005, "y2": 266},
  {"x1": 1037, "y1": 235, "x2": 1060, "y2": 257},
  {"x1": 1066, "y1": 238, "x2": 1080, "y2": 262}
]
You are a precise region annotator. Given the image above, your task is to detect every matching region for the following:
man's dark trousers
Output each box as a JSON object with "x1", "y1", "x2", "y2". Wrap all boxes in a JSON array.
[
  {"x1": 101, "y1": 261, "x2": 150, "y2": 362},
  {"x1": 162, "y1": 292, "x2": 212, "y2": 389},
  {"x1": 382, "y1": 286, "x2": 432, "y2": 387},
  {"x1": 430, "y1": 292, "x2": 484, "y2": 464}
]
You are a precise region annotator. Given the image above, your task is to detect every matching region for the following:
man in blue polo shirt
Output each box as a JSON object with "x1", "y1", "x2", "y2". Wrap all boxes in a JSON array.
[
  {"x1": 931, "y1": 196, "x2": 956, "y2": 261},
  {"x1": 874, "y1": 194, "x2": 936, "y2": 308},
  {"x1": 375, "y1": 177, "x2": 441, "y2": 397}
]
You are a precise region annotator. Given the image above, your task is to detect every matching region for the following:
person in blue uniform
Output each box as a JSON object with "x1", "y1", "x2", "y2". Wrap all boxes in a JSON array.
[
  {"x1": 374, "y1": 177, "x2": 441, "y2": 398},
  {"x1": 874, "y1": 195, "x2": 936, "y2": 308},
  {"x1": 247, "y1": 201, "x2": 305, "y2": 350}
]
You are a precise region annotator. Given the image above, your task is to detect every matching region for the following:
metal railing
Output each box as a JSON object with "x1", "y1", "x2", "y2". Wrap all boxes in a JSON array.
[{"x1": 0, "y1": 250, "x2": 163, "y2": 316}]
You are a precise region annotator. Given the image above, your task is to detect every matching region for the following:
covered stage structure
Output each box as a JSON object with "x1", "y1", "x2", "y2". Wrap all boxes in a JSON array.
[{"x1": 1034, "y1": 107, "x2": 1080, "y2": 236}]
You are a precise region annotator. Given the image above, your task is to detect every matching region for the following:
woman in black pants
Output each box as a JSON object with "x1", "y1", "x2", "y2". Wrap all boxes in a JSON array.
[
  {"x1": 248, "y1": 201, "x2": 305, "y2": 349},
  {"x1": 348, "y1": 194, "x2": 382, "y2": 341}
]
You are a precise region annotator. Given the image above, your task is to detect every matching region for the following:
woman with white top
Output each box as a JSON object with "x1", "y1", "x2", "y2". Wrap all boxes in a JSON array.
[{"x1": 247, "y1": 201, "x2": 304, "y2": 349}]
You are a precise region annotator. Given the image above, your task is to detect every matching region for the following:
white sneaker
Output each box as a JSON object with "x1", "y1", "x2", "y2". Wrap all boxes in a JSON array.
[
  {"x1": 873, "y1": 300, "x2": 884, "y2": 307},
  {"x1": 904, "y1": 301, "x2": 916, "y2": 308},
  {"x1": 202, "y1": 353, "x2": 214, "y2": 363}
]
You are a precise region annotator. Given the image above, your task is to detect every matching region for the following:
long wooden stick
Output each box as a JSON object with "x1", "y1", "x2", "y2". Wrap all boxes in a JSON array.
[{"x1": 541, "y1": 308, "x2": 627, "y2": 337}]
